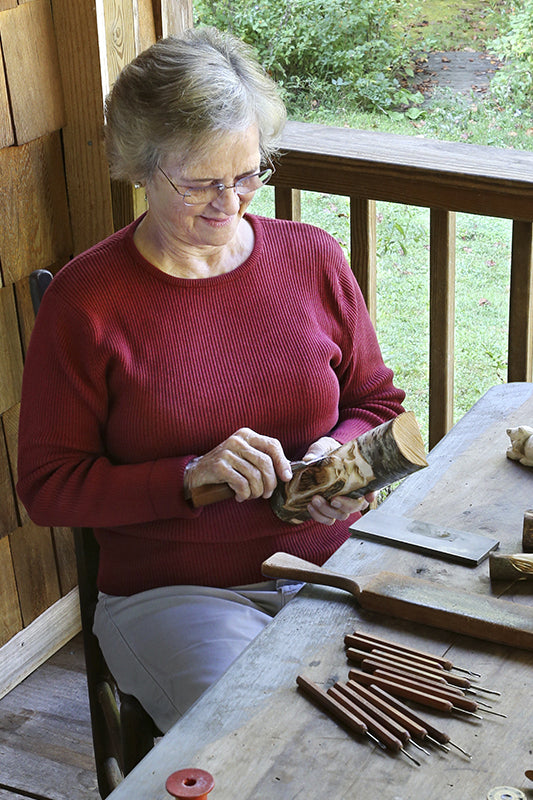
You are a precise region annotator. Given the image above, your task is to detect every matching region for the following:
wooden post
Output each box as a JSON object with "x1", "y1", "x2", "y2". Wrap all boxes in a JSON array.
[
  {"x1": 350, "y1": 197, "x2": 376, "y2": 324},
  {"x1": 274, "y1": 187, "x2": 301, "y2": 221},
  {"x1": 508, "y1": 220, "x2": 533, "y2": 383},
  {"x1": 429, "y1": 208, "x2": 456, "y2": 449}
]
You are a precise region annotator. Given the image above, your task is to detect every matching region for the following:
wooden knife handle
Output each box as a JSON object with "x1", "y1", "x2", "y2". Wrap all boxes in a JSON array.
[
  {"x1": 261, "y1": 551, "x2": 361, "y2": 596},
  {"x1": 189, "y1": 483, "x2": 234, "y2": 507}
]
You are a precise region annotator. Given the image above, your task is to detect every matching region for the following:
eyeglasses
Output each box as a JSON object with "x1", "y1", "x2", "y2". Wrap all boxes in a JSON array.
[{"x1": 158, "y1": 165, "x2": 274, "y2": 206}]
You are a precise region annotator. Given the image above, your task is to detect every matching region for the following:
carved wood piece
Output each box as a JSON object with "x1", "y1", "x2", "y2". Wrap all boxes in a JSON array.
[
  {"x1": 506, "y1": 424, "x2": 533, "y2": 467},
  {"x1": 270, "y1": 412, "x2": 427, "y2": 523},
  {"x1": 489, "y1": 552, "x2": 533, "y2": 581}
]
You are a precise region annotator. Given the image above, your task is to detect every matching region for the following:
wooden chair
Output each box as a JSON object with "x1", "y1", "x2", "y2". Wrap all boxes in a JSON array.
[{"x1": 29, "y1": 270, "x2": 160, "y2": 798}]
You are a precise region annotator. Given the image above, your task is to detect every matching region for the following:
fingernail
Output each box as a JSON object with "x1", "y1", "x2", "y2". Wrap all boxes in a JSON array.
[
  {"x1": 282, "y1": 468, "x2": 292, "y2": 481},
  {"x1": 331, "y1": 499, "x2": 342, "y2": 509}
]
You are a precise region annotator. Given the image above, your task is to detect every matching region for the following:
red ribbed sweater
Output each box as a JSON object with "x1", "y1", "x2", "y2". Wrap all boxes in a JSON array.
[{"x1": 17, "y1": 214, "x2": 405, "y2": 594}]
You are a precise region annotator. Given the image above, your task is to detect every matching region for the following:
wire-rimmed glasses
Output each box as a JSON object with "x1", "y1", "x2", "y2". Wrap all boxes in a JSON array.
[{"x1": 158, "y1": 165, "x2": 274, "y2": 206}]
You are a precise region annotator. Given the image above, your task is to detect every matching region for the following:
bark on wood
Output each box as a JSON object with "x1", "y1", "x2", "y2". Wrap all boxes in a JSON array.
[
  {"x1": 270, "y1": 412, "x2": 427, "y2": 523},
  {"x1": 489, "y1": 552, "x2": 533, "y2": 581}
]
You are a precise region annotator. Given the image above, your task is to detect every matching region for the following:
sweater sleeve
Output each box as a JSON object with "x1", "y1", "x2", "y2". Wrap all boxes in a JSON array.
[
  {"x1": 323, "y1": 241, "x2": 406, "y2": 444},
  {"x1": 17, "y1": 287, "x2": 200, "y2": 528}
]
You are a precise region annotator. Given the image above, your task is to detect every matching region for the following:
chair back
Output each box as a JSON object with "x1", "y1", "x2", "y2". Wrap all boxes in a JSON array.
[{"x1": 29, "y1": 269, "x2": 158, "y2": 798}]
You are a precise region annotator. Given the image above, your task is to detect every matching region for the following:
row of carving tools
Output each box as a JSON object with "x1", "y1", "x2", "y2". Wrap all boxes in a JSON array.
[{"x1": 297, "y1": 629, "x2": 504, "y2": 766}]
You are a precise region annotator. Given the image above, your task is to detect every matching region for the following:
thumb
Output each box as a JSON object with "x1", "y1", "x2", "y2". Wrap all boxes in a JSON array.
[{"x1": 301, "y1": 436, "x2": 340, "y2": 463}]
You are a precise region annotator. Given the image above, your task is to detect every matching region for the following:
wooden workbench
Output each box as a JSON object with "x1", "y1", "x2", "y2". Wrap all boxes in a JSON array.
[{"x1": 109, "y1": 382, "x2": 533, "y2": 800}]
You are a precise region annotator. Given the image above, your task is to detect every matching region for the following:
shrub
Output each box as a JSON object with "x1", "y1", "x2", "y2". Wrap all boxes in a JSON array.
[
  {"x1": 489, "y1": 0, "x2": 533, "y2": 110},
  {"x1": 193, "y1": 0, "x2": 418, "y2": 113}
]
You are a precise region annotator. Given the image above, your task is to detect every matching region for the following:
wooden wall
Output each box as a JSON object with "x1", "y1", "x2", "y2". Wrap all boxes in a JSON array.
[{"x1": 0, "y1": 0, "x2": 192, "y2": 696}]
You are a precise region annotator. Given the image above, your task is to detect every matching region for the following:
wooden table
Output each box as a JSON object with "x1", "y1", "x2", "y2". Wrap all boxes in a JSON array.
[{"x1": 109, "y1": 383, "x2": 533, "y2": 800}]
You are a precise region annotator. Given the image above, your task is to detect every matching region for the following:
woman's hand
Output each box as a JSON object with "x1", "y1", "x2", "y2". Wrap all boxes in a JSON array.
[
  {"x1": 301, "y1": 436, "x2": 375, "y2": 525},
  {"x1": 185, "y1": 427, "x2": 292, "y2": 503}
]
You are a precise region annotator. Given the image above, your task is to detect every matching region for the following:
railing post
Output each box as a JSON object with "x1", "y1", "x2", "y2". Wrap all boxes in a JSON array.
[
  {"x1": 274, "y1": 187, "x2": 301, "y2": 222},
  {"x1": 350, "y1": 197, "x2": 376, "y2": 323},
  {"x1": 508, "y1": 220, "x2": 533, "y2": 383},
  {"x1": 429, "y1": 208, "x2": 456, "y2": 449}
]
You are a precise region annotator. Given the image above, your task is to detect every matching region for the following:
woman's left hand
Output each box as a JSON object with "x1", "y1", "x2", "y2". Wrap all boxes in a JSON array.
[{"x1": 301, "y1": 436, "x2": 375, "y2": 526}]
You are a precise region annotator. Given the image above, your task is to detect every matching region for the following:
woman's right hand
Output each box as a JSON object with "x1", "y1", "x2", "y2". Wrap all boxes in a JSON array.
[{"x1": 184, "y1": 428, "x2": 293, "y2": 503}]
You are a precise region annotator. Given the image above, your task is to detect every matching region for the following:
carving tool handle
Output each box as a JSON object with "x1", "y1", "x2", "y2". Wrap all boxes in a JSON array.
[
  {"x1": 189, "y1": 483, "x2": 234, "y2": 507},
  {"x1": 262, "y1": 552, "x2": 361, "y2": 596}
]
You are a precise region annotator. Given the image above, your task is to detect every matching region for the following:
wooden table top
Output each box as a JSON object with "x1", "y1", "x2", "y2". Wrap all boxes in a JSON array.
[{"x1": 109, "y1": 382, "x2": 533, "y2": 800}]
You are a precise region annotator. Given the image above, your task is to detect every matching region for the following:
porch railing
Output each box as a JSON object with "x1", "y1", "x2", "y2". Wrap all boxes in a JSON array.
[{"x1": 272, "y1": 120, "x2": 533, "y2": 449}]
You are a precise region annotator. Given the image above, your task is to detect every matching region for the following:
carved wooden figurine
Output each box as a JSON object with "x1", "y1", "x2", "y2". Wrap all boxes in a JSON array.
[{"x1": 506, "y1": 425, "x2": 533, "y2": 467}]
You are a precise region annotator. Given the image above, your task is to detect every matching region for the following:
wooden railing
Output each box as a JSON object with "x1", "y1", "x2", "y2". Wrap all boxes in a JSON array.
[{"x1": 272, "y1": 120, "x2": 533, "y2": 449}]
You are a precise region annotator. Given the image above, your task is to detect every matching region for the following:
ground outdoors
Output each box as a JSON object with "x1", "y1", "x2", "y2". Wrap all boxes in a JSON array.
[{"x1": 0, "y1": 3, "x2": 531, "y2": 800}]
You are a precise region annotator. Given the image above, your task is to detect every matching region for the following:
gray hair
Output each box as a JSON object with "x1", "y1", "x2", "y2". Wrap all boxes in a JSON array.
[{"x1": 104, "y1": 26, "x2": 287, "y2": 184}]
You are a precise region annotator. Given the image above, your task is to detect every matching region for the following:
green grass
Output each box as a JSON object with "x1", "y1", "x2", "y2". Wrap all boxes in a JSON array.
[
  {"x1": 247, "y1": 0, "x2": 529, "y2": 447},
  {"x1": 251, "y1": 187, "x2": 513, "y2": 447}
]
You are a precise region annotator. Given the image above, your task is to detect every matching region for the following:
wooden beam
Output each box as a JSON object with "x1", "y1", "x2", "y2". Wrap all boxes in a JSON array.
[
  {"x1": 274, "y1": 121, "x2": 533, "y2": 221},
  {"x1": 429, "y1": 209, "x2": 456, "y2": 449},
  {"x1": 0, "y1": 588, "x2": 81, "y2": 699},
  {"x1": 507, "y1": 220, "x2": 533, "y2": 382}
]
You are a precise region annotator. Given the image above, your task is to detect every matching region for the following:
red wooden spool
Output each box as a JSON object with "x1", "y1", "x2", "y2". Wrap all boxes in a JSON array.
[{"x1": 166, "y1": 768, "x2": 215, "y2": 799}]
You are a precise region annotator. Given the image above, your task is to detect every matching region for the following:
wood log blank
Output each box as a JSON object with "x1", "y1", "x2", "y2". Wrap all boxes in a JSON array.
[
  {"x1": 270, "y1": 412, "x2": 427, "y2": 523},
  {"x1": 489, "y1": 552, "x2": 533, "y2": 581}
]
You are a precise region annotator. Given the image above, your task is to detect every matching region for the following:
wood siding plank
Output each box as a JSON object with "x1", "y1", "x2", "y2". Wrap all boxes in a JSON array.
[
  {"x1": 3, "y1": 403, "x2": 28, "y2": 528},
  {"x1": 0, "y1": 45, "x2": 14, "y2": 149},
  {"x1": 51, "y1": 0, "x2": 115, "y2": 254},
  {"x1": 0, "y1": 0, "x2": 66, "y2": 145},
  {"x1": 0, "y1": 134, "x2": 72, "y2": 284},
  {"x1": 52, "y1": 527, "x2": 78, "y2": 595},
  {"x1": 0, "y1": 535, "x2": 22, "y2": 647},
  {"x1": 9, "y1": 520, "x2": 61, "y2": 627},
  {"x1": 0, "y1": 412, "x2": 18, "y2": 537},
  {"x1": 0, "y1": 286, "x2": 23, "y2": 414}
]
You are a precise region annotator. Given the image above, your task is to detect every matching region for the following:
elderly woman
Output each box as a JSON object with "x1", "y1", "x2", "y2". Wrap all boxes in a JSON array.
[{"x1": 17, "y1": 27, "x2": 405, "y2": 733}]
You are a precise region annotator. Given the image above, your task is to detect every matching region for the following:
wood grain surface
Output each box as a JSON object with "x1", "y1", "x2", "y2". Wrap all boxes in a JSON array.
[{"x1": 106, "y1": 383, "x2": 533, "y2": 800}]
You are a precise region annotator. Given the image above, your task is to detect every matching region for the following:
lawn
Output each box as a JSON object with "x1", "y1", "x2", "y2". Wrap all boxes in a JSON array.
[{"x1": 248, "y1": 0, "x2": 528, "y2": 446}]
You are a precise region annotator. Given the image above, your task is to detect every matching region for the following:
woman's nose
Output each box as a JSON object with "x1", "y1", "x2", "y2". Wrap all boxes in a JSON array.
[{"x1": 211, "y1": 186, "x2": 241, "y2": 214}]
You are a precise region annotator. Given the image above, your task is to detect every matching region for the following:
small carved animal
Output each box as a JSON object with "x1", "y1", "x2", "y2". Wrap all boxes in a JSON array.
[{"x1": 506, "y1": 425, "x2": 533, "y2": 467}]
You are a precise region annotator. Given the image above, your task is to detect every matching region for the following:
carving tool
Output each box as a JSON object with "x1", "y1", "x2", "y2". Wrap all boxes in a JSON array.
[
  {"x1": 295, "y1": 675, "x2": 383, "y2": 749},
  {"x1": 331, "y1": 681, "x2": 431, "y2": 756},
  {"x1": 261, "y1": 552, "x2": 533, "y2": 651},
  {"x1": 348, "y1": 629, "x2": 481, "y2": 676},
  {"x1": 367, "y1": 684, "x2": 472, "y2": 758},
  {"x1": 367, "y1": 668, "x2": 483, "y2": 715},
  {"x1": 327, "y1": 685, "x2": 420, "y2": 765},
  {"x1": 344, "y1": 641, "x2": 499, "y2": 695}
]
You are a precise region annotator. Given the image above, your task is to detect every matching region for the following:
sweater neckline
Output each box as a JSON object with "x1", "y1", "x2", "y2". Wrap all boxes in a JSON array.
[{"x1": 123, "y1": 213, "x2": 264, "y2": 287}]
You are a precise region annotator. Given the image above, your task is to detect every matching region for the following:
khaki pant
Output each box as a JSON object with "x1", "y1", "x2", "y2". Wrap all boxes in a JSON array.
[{"x1": 93, "y1": 580, "x2": 302, "y2": 733}]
